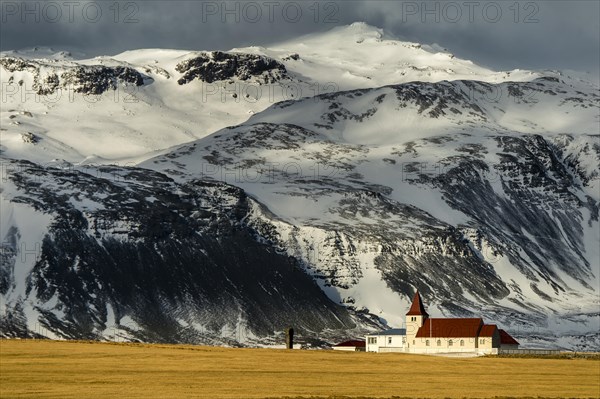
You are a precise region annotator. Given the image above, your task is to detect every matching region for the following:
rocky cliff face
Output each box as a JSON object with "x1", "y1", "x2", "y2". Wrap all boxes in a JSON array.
[{"x1": 0, "y1": 160, "x2": 359, "y2": 345}]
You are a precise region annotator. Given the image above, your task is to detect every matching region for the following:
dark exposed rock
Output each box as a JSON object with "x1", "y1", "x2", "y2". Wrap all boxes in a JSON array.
[
  {"x1": 0, "y1": 56, "x2": 146, "y2": 95},
  {"x1": 60, "y1": 65, "x2": 145, "y2": 95},
  {"x1": 21, "y1": 132, "x2": 38, "y2": 144},
  {"x1": 175, "y1": 51, "x2": 288, "y2": 85}
]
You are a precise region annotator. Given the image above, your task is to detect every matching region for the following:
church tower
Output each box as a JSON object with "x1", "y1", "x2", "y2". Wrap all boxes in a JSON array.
[{"x1": 405, "y1": 290, "x2": 428, "y2": 349}]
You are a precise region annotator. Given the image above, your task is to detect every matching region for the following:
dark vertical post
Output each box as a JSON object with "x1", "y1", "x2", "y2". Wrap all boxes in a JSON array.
[{"x1": 285, "y1": 327, "x2": 294, "y2": 349}]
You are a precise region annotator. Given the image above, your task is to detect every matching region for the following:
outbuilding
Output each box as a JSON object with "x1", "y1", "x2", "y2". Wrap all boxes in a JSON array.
[
  {"x1": 499, "y1": 329, "x2": 520, "y2": 350},
  {"x1": 332, "y1": 339, "x2": 366, "y2": 352},
  {"x1": 365, "y1": 328, "x2": 407, "y2": 352}
]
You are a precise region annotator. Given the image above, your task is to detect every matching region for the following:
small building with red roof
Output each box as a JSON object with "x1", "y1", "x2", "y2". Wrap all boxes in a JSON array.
[
  {"x1": 499, "y1": 329, "x2": 520, "y2": 350},
  {"x1": 332, "y1": 339, "x2": 366, "y2": 352},
  {"x1": 366, "y1": 290, "x2": 519, "y2": 355}
]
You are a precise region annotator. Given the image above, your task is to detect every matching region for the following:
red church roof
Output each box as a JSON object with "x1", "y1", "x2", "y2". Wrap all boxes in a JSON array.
[
  {"x1": 333, "y1": 340, "x2": 366, "y2": 348},
  {"x1": 416, "y1": 318, "x2": 483, "y2": 338},
  {"x1": 406, "y1": 291, "x2": 429, "y2": 317},
  {"x1": 499, "y1": 329, "x2": 519, "y2": 345},
  {"x1": 479, "y1": 324, "x2": 498, "y2": 337}
]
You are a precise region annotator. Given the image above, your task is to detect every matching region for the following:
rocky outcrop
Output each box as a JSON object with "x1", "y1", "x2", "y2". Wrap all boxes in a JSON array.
[
  {"x1": 175, "y1": 51, "x2": 288, "y2": 85},
  {"x1": 0, "y1": 57, "x2": 146, "y2": 95}
]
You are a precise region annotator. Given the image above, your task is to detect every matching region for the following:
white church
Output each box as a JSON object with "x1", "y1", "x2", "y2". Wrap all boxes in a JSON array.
[{"x1": 366, "y1": 291, "x2": 519, "y2": 355}]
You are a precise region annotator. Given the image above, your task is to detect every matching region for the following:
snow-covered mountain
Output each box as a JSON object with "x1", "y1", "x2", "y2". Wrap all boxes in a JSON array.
[
  {"x1": 2, "y1": 22, "x2": 570, "y2": 165},
  {"x1": 1, "y1": 23, "x2": 598, "y2": 349}
]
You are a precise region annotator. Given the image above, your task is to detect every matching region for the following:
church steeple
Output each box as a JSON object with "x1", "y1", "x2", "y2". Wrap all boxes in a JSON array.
[
  {"x1": 405, "y1": 290, "x2": 428, "y2": 349},
  {"x1": 406, "y1": 290, "x2": 428, "y2": 317}
]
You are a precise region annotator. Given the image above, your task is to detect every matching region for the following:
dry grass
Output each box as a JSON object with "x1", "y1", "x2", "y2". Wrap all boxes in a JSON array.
[
  {"x1": 1, "y1": 339, "x2": 599, "y2": 399},
  {"x1": 492, "y1": 353, "x2": 600, "y2": 360}
]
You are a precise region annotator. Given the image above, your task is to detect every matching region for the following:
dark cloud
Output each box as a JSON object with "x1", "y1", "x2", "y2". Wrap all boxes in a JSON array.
[{"x1": 1, "y1": 0, "x2": 598, "y2": 74}]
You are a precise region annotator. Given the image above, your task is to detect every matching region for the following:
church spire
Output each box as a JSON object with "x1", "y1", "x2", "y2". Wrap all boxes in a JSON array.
[{"x1": 406, "y1": 290, "x2": 428, "y2": 317}]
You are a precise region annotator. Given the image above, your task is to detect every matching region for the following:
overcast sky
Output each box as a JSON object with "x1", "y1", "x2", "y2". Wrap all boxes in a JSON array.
[{"x1": 1, "y1": 1, "x2": 598, "y2": 74}]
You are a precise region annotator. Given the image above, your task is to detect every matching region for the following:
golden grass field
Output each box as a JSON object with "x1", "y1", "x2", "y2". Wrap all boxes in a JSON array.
[{"x1": 1, "y1": 339, "x2": 599, "y2": 399}]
